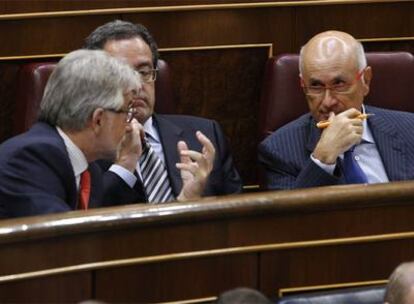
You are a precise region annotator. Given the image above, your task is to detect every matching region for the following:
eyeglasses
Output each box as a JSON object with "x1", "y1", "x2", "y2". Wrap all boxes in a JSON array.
[
  {"x1": 136, "y1": 68, "x2": 158, "y2": 83},
  {"x1": 301, "y1": 68, "x2": 366, "y2": 98},
  {"x1": 105, "y1": 105, "x2": 137, "y2": 123}
]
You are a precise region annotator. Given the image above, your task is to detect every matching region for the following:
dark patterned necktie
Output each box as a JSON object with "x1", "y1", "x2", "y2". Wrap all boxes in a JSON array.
[
  {"x1": 343, "y1": 146, "x2": 368, "y2": 184},
  {"x1": 139, "y1": 139, "x2": 175, "y2": 203}
]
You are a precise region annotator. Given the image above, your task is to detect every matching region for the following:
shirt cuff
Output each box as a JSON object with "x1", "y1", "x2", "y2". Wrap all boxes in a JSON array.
[
  {"x1": 310, "y1": 154, "x2": 336, "y2": 176},
  {"x1": 108, "y1": 164, "x2": 137, "y2": 188}
]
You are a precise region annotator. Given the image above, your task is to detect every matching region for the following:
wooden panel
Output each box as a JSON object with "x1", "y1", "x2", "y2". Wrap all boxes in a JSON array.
[
  {"x1": 125, "y1": 8, "x2": 293, "y2": 51},
  {"x1": 2, "y1": 182, "x2": 414, "y2": 276},
  {"x1": 0, "y1": 16, "x2": 119, "y2": 57},
  {"x1": 95, "y1": 254, "x2": 257, "y2": 302},
  {"x1": 294, "y1": 3, "x2": 414, "y2": 48},
  {"x1": 0, "y1": 218, "x2": 232, "y2": 275},
  {"x1": 0, "y1": 182, "x2": 413, "y2": 301},
  {"x1": 260, "y1": 238, "x2": 414, "y2": 295},
  {"x1": 0, "y1": 272, "x2": 91, "y2": 303},
  {"x1": 0, "y1": 0, "x2": 320, "y2": 14},
  {"x1": 363, "y1": 39, "x2": 414, "y2": 53}
]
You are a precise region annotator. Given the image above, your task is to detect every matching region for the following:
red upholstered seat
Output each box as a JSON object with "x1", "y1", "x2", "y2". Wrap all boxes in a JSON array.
[
  {"x1": 13, "y1": 59, "x2": 176, "y2": 135},
  {"x1": 258, "y1": 52, "x2": 414, "y2": 141}
]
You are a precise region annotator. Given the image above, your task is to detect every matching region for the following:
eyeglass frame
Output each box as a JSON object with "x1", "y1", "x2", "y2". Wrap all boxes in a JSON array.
[
  {"x1": 300, "y1": 67, "x2": 367, "y2": 98},
  {"x1": 104, "y1": 104, "x2": 137, "y2": 123},
  {"x1": 135, "y1": 67, "x2": 159, "y2": 83}
]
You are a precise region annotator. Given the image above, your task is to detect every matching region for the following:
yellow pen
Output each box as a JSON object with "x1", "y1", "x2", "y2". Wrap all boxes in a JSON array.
[{"x1": 316, "y1": 113, "x2": 373, "y2": 129}]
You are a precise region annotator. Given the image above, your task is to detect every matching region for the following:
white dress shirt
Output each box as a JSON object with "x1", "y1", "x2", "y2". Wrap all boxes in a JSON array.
[{"x1": 56, "y1": 127, "x2": 89, "y2": 190}]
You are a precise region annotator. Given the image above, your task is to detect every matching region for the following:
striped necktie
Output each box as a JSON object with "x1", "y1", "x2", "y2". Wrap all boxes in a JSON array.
[
  {"x1": 139, "y1": 139, "x2": 175, "y2": 203},
  {"x1": 343, "y1": 146, "x2": 368, "y2": 184}
]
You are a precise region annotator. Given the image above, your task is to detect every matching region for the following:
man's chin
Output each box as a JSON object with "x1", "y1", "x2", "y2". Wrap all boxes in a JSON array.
[{"x1": 135, "y1": 110, "x2": 153, "y2": 124}]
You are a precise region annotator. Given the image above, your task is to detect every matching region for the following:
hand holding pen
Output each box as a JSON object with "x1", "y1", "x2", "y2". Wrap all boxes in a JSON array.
[{"x1": 316, "y1": 113, "x2": 373, "y2": 129}]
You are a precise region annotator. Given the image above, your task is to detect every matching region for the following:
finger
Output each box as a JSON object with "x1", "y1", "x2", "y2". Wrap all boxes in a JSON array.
[
  {"x1": 176, "y1": 162, "x2": 199, "y2": 174},
  {"x1": 196, "y1": 131, "x2": 215, "y2": 159},
  {"x1": 342, "y1": 107, "x2": 362, "y2": 118},
  {"x1": 129, "y1": 119, "x2": 144, "y2": 145},
  {"x1": 350, "y1": 118, "x2": 364, "y2": 126},
  {"x1": 180, "y1": 150, "x2": 209, "y2": 172},
  {"x1": 354, "y1": 125, "x2": 364, "y2": 135},
  {"x1": 177, "y1": 141, "x2": 192, "y2": 164},
  {"x1": 180, "y1": 150, "x2": 204, "y2": 162}
]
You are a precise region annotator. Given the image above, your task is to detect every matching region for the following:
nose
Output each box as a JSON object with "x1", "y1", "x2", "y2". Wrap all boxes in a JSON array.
[{"x1": 321, "y1": 88, "x2": 338, "y2": 108}]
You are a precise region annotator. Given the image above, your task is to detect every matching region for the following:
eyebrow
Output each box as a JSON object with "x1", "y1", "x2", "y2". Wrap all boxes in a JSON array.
[
  {"x1": 309, "y1": 75, "x2": 348, "y2": 85},
  {"x1": 134, "y1": 62, "x2": 153, "y2": 70}
]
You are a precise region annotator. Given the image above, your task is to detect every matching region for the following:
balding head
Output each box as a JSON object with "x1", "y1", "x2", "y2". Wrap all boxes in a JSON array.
[
  {"x1": 299, "y1": 31, "x2": 366, "y2": 76},
  {"x1": 298, "y1": 30, "x2": 372, "y2": 122},
  {"x1": 385, "y1": 262, "x2": 414, "y2": 304}
]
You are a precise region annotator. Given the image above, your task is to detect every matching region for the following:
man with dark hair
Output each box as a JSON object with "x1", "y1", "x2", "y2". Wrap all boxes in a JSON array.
[
  {"x1": 84, "y1": 20, "x2": 242, "y2": 204},
  {"x1": 384, "y1": 262, "x2": 414, "y2": 304}
]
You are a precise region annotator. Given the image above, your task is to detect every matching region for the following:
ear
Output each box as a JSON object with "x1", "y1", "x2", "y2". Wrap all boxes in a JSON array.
[
  {"x1": 362, "y1": 66, "x2": 372, "y2": 96},
  {"x1": 90, "y1": 108, "x2": 105, "y2": 134},
  {"x1": 299, "y1": 75, "x2": 307, "y2": 94}
]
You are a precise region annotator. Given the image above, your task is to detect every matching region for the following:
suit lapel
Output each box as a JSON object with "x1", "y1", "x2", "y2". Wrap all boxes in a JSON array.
[
  {"x1": 305, "y1": 116, "x2": 322, "y2": 154},
  {"x1": 366, "y1": 106, "x2": 407, "y2": 181},
  {"x1": 153, "y1": 115, "x2": 184, "y2": 196}
]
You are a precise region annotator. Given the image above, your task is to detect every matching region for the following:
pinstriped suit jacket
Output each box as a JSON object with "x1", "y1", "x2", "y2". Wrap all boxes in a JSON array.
[{"x1": 258, "y1": 105, "x2": 414, "y2": 190}]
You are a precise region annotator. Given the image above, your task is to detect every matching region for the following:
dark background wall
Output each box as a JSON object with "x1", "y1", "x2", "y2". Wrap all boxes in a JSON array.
[{"x1": 1, "y1": 0, "x2": 414, "y2": 186}]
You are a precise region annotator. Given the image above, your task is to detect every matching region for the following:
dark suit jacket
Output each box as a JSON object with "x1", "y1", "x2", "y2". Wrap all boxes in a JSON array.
[
  {"x1": 0, "y1": 122, "x2": 103, "y2": 218},
  {"x1": 101, "y1": 114, "x2": 242, "y2": 205},
  {"x1": 258, "y1": 106, "x2": 414, "y2": 190}
]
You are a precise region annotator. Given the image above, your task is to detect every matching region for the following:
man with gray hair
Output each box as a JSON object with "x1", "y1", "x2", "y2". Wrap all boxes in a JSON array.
[
  {"x1": 259, "y1": 30, "x2": 414, "y2": 190},
  {"x1": 384, "y1": 261, "x2": 414, "y2": 304},
  {"x1": 0, "y1": 49, "x2": 213, "y2": 217},
  {"x1": 0, "y1": 49, "x2": 142, "y2": 217}
]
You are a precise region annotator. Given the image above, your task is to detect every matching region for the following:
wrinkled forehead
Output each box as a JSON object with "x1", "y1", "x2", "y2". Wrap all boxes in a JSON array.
[{"x1": 302, "y1": 36, "x2": 359, "y2": 77}]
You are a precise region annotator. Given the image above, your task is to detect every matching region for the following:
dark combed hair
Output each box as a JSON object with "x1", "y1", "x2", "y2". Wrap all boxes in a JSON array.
[{"x1": 84, "y1": 20, "x2": 159, "y2": 67}]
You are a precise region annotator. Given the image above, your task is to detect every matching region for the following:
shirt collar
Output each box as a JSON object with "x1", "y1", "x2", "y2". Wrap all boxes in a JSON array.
[
  {"x1": 56, "y1": 127, "x2": 88, "y2": 177},
  {"x1": 143, "y1": 116, "x2": 160, "y2": 143}
]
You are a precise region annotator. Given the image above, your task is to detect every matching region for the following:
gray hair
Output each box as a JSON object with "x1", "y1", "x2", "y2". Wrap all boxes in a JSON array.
[
  {"x1": 39, "y1": 49, "x2": 139, "y2": 131},
  {"x1": 299, "y1": 40, "x2": 367, "y2": 76}
]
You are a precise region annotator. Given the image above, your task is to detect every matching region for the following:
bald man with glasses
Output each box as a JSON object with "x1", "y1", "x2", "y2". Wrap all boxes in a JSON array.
[{"x1": 259, "y1": 30, "x2": 414, "y2": 190}]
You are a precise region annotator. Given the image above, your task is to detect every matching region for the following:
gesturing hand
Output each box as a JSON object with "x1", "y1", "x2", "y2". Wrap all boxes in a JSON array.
[{"x1": 176, "y1": 131, "x2": 215, "y2": 201}]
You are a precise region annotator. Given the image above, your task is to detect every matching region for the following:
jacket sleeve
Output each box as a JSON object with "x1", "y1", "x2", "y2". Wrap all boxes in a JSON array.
[
  {"x1": 258, "y1": 138, "x2": 341, "y2": 190},
  {"x1": 0, "y1": 144, "x2": 74, "y2": 218},
  {"x1": 204, "y1": 120, "x2": 243, "y2": 195}
]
